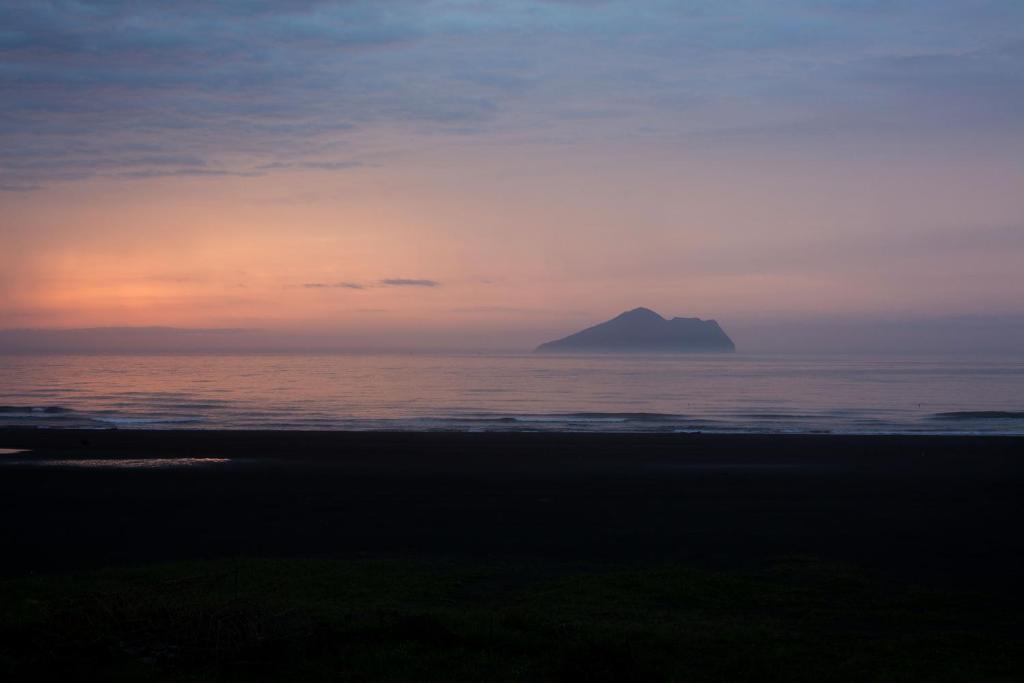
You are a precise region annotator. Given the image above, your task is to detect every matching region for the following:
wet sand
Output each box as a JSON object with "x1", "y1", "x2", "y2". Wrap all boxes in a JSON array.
[{"x1": 1, "y1": 429, "x2": 1022, "y2": 583}]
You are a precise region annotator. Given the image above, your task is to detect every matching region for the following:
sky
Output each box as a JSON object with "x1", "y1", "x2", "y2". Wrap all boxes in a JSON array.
[{"x1": 2, "y1": 1, "x2": 1023, "y2": 351}]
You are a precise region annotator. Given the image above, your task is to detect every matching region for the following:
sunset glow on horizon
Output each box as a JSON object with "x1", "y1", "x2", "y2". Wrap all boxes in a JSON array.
[{"x1": 3, "y1": 1, "x2": 1023, "y2": 350}]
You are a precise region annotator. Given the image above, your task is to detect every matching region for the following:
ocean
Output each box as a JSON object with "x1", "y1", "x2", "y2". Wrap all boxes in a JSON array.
[{"x1": 1, "y1": 352, "x2": 1023, "y2": 434}]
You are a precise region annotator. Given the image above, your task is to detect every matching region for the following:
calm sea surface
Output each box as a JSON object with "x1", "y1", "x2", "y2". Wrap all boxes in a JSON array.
[{"x1": 1, "y1": 353, "x2": 1023, "y2": 434}]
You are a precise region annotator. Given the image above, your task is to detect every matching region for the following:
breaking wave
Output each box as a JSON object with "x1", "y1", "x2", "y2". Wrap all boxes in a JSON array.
[{"x1": 931, "y1": 411, "x2": 1024, "y2": 420}]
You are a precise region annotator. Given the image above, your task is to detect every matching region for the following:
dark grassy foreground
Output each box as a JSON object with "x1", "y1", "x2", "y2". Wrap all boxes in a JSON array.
[{"x1": 2, "y1": 557, "x2": 1020, "y2": 682}]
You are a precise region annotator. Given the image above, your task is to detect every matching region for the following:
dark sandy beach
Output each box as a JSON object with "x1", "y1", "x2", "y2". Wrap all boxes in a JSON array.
[{"x1": 1, "y1": 429, "x2": 1021, "y2": 580}]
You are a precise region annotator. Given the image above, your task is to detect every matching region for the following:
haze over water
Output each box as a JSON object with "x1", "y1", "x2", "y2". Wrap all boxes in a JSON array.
[{"x1": 2, "y1": 353, "x2": 1022, "y2": 435}]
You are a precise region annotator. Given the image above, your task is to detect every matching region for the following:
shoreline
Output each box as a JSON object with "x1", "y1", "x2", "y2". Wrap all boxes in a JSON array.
[{"x1": 5, "y1": 425, "x2": 1024, "y2": 449}]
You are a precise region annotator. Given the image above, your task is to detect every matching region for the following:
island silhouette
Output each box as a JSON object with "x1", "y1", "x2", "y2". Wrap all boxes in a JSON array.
[{"x1": 536, "y1": 307, "x2": 735, "y2": 353}]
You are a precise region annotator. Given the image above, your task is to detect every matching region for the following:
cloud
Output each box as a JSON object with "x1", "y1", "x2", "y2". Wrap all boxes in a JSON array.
[
  {"x1": 2, "y1": 1, "x2": 1023, "y2": 190},
  {"x1": 299, "y1": 279, "x2": 439, "y2": 289},
  {"x1": 299, "y1": 160, "x2": 367, "y2": 171},
  {"x1": 0, "y1": 0, "x2": 506, "y2": 189},
  {"x1": 256, "y1": 160, "x2": 366, "y2": 171},
  {"x1": 380, "y1": 278, "x2": 440, "y2": 287},
  {"x1": 302, "y1": 282, "x2": 365, "y2": 289},
  {"x1": 108, "y1": 168, "x2": 260, "y2": 179}
]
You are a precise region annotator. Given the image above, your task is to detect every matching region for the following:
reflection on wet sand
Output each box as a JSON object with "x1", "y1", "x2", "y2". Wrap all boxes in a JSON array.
[{"x1": 0, "y1": 456, "x2": 230, "y2": 468}]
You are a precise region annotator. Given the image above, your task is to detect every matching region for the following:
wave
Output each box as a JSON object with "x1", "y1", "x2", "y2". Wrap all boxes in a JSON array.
[
  {"x1": 558, "y1": 412, "x2": 687, "y2": 422},
  {"x1": 101, "y1": 402, "x2": 227, "y2": 412},
  {"x1": 413, "y1": 413, "x2": 688, "y2": 423},
  {"x1": 736, "y1": 413, "x2": 833, "y2": 420},
  {"x1": 931, "y1": 411, "x2": 1024, "y2": 421},
  {"x1": 94, "y1": 416, "x2": 206, "y2": 426},
  {"x1": 0, "y1": 404, "x2": 211, "y2": 428},
  {"x1": 1, "y1": 406, "x2": 1021, "y2": 434},
  {"x1": 0, "y1": 405, "x2": 74, "y2": 414},
  {"x1": 439, "y1": 412, "x2": 689, "y2": 424}
]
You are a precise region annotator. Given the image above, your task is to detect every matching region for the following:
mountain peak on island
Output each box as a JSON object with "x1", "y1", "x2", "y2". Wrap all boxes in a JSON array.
[
  {"x1": 614, "y1": 307, "x2": 665, "y2": 321},
  {"x1": 535, "y1": 307, "x2": 735, "y2": 353}
]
